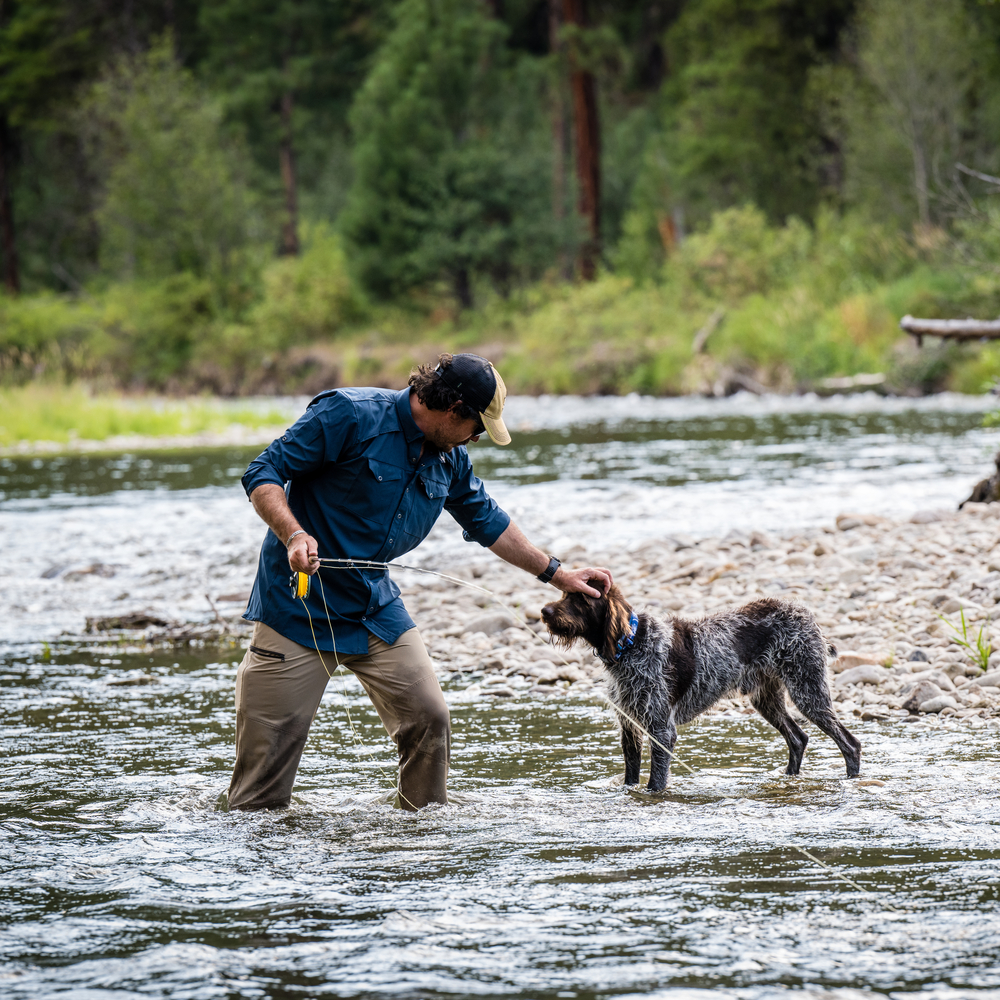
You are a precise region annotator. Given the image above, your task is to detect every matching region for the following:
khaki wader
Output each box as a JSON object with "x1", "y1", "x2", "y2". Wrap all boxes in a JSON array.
[{"x1": 228, "y1": 621, "x2": 450, "y2": 811}]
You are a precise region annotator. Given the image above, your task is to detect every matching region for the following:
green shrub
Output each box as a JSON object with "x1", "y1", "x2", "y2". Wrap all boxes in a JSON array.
[
  {"x1": 99, "y1": 274, "x2": 216, "y2": 388},
  {"x1": 669, "y1": 204, "x2": 813, "y2": 303},
  {"x1": 0, "y1": 293, "x2": 99, "y2": 382},
  {"x1": 245, "y1": 224, "x2": 368, "y2": 350}
]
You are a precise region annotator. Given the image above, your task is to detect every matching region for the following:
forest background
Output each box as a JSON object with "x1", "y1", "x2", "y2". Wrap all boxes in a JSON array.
[{"x1": 4, "y1": 0, "x2": 1000, "y2": 417}]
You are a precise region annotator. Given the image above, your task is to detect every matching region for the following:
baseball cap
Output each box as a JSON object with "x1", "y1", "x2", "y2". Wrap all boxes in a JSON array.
[{"x1": 436, "y1": 354, "x2": 511, "y2": 446}]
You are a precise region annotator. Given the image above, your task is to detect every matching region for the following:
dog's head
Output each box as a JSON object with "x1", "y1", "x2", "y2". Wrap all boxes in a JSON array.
[{"x1": 540, "y1": 582, "x2": 634, "y2": 662}]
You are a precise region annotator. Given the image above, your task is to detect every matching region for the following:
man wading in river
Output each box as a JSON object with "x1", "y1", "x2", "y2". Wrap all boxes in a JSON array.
[{"x1": 229, "y1": 353, "x2": 613, "y2": 811}]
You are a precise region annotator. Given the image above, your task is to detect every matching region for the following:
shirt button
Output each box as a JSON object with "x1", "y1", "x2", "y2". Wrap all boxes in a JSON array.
[
  {"x1": 361, "y1": 616, "x2": 366, "y2": 621},
  {"x1": 397, "y1": 513, "x2": 401, "y2": 519},
  {"x1": 389, "y1": 537, "x2": 393, "y2": 543},
  {"x1": 377, "y1": 476, "x2": 382, "y2": 481}
]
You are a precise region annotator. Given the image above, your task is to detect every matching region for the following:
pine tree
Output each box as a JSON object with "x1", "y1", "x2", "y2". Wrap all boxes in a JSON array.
[{"x1": 342, "y1": 0, "x2": 555, "y2": 308}]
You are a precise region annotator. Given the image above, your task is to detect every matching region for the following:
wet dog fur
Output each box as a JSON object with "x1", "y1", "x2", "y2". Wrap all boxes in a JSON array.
[{"x1": 540, "y1": 586, "x2": 861, "y2": 790}]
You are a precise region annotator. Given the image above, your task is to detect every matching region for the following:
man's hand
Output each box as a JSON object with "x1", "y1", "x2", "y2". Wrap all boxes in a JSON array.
[
  {"x1": 551, "y1": 565, "x2": 613, "y2": 598},
  {"x1": 288, "y1": 532, "x2": 320, "y2": 574}
]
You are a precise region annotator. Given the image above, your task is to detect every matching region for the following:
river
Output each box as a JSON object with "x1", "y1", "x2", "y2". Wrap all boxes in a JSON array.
[{"x1": 2, "y1": 391, "x2": 1000, "y2": 998}]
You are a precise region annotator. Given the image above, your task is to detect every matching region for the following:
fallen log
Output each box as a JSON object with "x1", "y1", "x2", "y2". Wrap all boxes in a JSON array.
[{"x1": 900, "y1": 314, "x2": 1000, "y2": 346}]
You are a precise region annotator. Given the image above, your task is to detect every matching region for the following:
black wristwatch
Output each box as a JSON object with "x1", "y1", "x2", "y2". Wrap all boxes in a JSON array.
[{"x1": 537, "y1": 555, "x2": 561, "y2": 584}]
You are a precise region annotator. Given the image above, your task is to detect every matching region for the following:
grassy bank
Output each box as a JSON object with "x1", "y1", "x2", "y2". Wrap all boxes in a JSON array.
[
  {"x1": 0, "y1": 385, "x2": 289, "y2": 448},
  {"x1": 4, "y1": 209, "x2": 1000, "y2": 399}
]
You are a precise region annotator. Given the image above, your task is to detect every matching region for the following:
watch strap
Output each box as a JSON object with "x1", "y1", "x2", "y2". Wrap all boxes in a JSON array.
[{"x1": 537, "y1": 555, "x2": 561, "y2": 584}]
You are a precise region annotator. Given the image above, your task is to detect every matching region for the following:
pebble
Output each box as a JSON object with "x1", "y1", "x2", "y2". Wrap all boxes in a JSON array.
[{"x1": 835, "y1": 664, "x2": 890, "y2": 686}]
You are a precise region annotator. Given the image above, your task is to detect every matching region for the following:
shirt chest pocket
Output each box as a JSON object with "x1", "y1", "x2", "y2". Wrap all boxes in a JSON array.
[
  {"x1": 418, "y1": 468, "x2": 450, "y2": 502},
  {"x1": 344, "y1": 457, "x2": 405, "y2": 525},
  {"x1": 398, "y1": 468, "x2": 449, "y2": 537}
]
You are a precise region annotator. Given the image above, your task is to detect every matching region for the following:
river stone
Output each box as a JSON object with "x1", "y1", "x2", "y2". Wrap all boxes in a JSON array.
[
  {"x1": 843, "y1": 545, "x2": 879, "y2": 564},
  {"x1": 483, "y1": 686, "x2": 515, "y2": 698},
  {"x1": 836, "y1": 515, "x2": 864, "y2": 531},
  {"x1": 456, "y1": 611, "x2": 519, "y2": 636},
  {"x1": 977, "y1": 669, "x2": 1000, "y2": 688},
  {"x1": 831, "y1": 651, "x2": 881, "y2": 672},
  {"x1": 908, "y1": 649, "x2": 929, "y2": 662},
  {"x1": 939, "y1": 597, "x2": 983, "y2": 615},
  {"x1": 905, "y1": 669, "x2": 956, "y2": 692},
  {"x1": 836, "y1": 664, "x2": 890, "y2": 686},
  {"x1": 106, "y1": 674, "x2": 159, "y2": 687},
  {"x1": 901, "y1": 680, "x2": 943, "y2": 713},
  {"x1": 910, "y1": 510, "x2": 944, "y2": 524},
  {"x1": 919, "y1": 694, "x2": 959, "y2": 714}
]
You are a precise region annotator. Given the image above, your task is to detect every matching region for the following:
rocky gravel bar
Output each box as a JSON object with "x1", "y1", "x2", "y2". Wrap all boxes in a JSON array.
[{"x1": 86, "y1": 502, "x2": 1000, "y2": 731}]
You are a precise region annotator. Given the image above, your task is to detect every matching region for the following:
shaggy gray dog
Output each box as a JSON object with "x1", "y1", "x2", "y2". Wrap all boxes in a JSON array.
[{"x1": 541, "y1": 585, "x2": 861, "y2": 790}]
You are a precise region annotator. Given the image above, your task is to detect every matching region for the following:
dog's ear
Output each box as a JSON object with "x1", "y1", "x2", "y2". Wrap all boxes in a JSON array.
[{"x1": 600, "y1": 585, "x2": 633, "y2": 662}]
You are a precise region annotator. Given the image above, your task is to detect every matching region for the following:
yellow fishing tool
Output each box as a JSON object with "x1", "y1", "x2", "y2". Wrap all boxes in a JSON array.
[{"x1": 289, "y1": 571, "x2": 312, "y2": 600}]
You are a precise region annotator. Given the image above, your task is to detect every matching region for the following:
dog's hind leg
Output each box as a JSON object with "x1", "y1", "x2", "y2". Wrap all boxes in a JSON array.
[
  {"x1": 621, "y1": 725, "x2": 643, "y2": 786},
  {"x1": 749, "y1": 680, "x2": 809, "y2": 775},
  {"x1": 646, "y1": 718, "x2": 677, "y2": 792},
  {"x1": 783, "y1": 671, "x2": 861, "y2": 777}
]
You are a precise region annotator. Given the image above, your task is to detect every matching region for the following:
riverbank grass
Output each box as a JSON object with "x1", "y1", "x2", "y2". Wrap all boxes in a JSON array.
[{"x1": 0, "y1": 384, "x2": 288, "y2": 446}]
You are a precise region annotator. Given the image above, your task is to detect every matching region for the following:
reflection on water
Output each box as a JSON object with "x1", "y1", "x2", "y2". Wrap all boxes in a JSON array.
[{"x1": 2, "y1": 644, "x2": 999, "y2": 999}]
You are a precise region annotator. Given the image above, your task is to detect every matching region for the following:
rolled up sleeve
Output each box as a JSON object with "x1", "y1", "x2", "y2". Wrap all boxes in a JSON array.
[{"x1": 445, "y1": 451, "x2": 510, "y2": 547}]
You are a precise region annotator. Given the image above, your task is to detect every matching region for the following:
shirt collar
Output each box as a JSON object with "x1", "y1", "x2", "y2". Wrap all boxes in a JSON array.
[{"x1": 395, "y1": 388, "x2": 424, "y2": 444}]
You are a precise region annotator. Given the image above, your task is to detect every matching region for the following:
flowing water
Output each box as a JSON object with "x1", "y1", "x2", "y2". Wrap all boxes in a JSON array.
[{"x1": 2, "y1": 392, "x2": 1000, "y2": 998}]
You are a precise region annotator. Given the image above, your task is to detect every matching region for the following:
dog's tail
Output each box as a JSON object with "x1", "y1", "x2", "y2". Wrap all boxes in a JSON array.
[{"x1": 826, "y1": 641, "x2": 837, "y2": 659}]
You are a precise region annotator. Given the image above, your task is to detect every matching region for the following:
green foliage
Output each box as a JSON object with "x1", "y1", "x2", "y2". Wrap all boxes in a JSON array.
[
  {"x1": 245, "y1": 224, "x2": 368, "y2": 348},
  {"x1": 198, "y1": 0, "x2": 391, "y2": 201},
  {"x1": 78, "y1": 37, "x2": 266, "y2": 295},
  {"x1": 940, "y1": 610, "x2": 992, "y2": 673},
  {"x1": 823, "y1": 0, "x2": 978, "y2": 227},
  {"x1": 342, "y1": 0, "x2": 556, "y2": 306},
  {"x1": 0, "y1": 289, "x2": 99, "y2": 381},
  {"x1": 662, "y1": 0, "x2": 854, "y2": 225},
  {"x1": 669, "y1": 205, "x2": 813, "y2": 303},
  {"x1": 98, "y1": 275, "x2": 217, "y2": 388}
]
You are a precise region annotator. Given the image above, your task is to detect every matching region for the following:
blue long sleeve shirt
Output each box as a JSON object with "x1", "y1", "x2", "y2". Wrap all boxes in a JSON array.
[{"x1": 241, "y1": 387, "x2": 511, "y2": 653}]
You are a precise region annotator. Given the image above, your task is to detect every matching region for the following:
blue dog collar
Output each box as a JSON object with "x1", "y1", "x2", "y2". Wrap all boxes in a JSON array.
[{"x1": 615, "y1": 612, "x2": 639, "y2": 660}]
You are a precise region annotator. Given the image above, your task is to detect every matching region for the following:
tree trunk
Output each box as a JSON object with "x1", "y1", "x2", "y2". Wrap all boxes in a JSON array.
[
  {"x1": 279, "y1": 86, "x2": 299, "y2": 256},
  {"x1": 548, "y1": 0, "x2": 571, "y2": 279},
  {"x1": 453, "y1": 266, "x2": 473, "y2": 310},
  {"x1": 911, "y1": 134, "x2": 930, "y2": 228},
  {"x1": 0, "y1": 114, "x2": 19, "y2": 295},
  {"x1": 561, "y1": 0, "x2": 600, "y2": 281}
]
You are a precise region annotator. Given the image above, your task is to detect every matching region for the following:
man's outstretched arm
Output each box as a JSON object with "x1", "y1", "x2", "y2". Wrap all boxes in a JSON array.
[
  {"x1": 488, "y1": 522, "x2": 612, "y2": 597},
  {"x1": 249, "y1": 484, "x2": 319, "y2": 575}
]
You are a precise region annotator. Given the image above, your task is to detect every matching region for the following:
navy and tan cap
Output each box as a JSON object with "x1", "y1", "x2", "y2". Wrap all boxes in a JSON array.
[{"x1": 436, "y1": 354, "x2": 511, "y2": 446}]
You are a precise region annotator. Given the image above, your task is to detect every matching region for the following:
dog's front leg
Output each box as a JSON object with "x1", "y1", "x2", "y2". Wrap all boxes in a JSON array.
[
  {"x1": 621, "y1": 725, "x2": 643, "y2": 786},
  {"x1": 646, "y1": 719, "x2": 677, "y2": 792}
]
